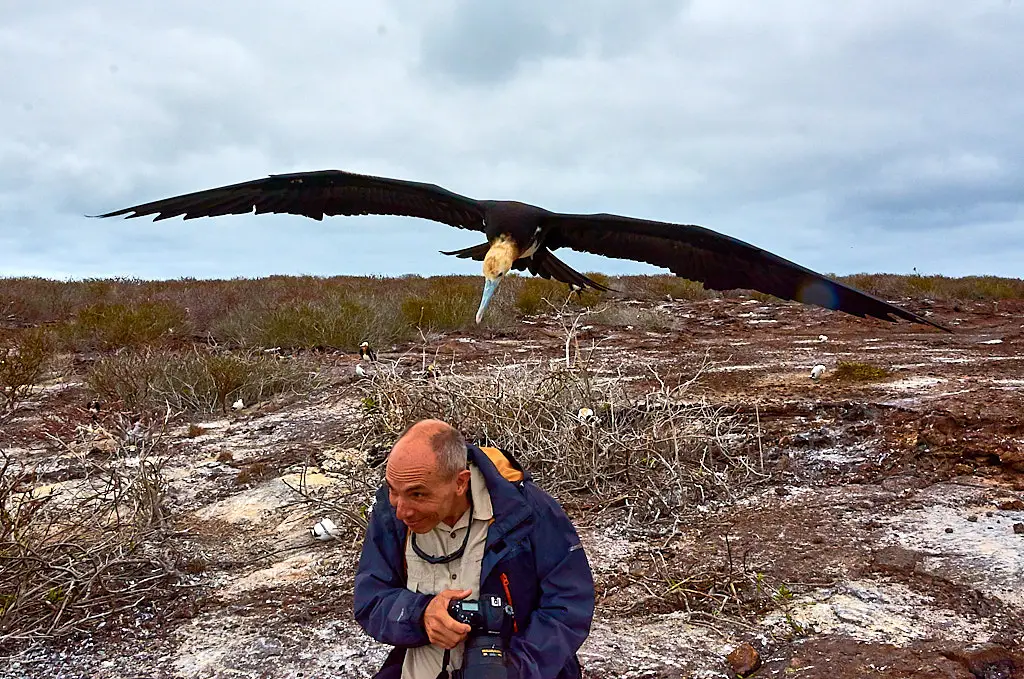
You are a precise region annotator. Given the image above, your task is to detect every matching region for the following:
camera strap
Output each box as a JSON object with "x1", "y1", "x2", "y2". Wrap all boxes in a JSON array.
[{"x1": 435, "y1": 649, "x2": 452, "y2": 679}]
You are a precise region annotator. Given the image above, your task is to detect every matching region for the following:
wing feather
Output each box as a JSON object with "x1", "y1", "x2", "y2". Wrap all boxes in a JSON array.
[
  {"x1": 93, "y1": 169, "x2": 486, "y2": 233},
  {"x1": 543, "y1": 213, "x2": 948, "y2": 330}
]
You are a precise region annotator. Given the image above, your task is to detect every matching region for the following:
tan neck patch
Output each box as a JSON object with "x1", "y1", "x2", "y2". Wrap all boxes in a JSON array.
[{"x1": 483, "y1": 235, "x2": 519, "y2": 279}]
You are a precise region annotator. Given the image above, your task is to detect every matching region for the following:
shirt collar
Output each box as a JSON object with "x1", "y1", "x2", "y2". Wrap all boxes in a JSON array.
[{"x1": 447, "y1": 462, "x2": 493, "y2": 531}]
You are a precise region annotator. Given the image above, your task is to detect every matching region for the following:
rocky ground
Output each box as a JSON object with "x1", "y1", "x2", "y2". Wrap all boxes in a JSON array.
[{"x1": 1, "y1": 294, "x2": 1023, "y2": 678}]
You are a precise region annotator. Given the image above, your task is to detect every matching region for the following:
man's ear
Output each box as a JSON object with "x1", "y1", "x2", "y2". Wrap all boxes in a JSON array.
[{"x1": 456, "y1": 468, "x2": 471, "y2": 494}]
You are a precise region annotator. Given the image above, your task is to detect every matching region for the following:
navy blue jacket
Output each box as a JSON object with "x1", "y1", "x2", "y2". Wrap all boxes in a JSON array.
[{"x1": 354, "y1": 444, "x2": 595, "y2": 679}]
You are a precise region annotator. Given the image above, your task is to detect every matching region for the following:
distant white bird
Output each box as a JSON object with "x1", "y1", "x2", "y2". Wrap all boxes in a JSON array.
[
  {"x1": 310, "y1": 517, "x2": 340, "y2": 541},
  {"x1": 810, "y1": 364, "x2": 826, "y2": 380},
  {"x1": 355, "y1": 364, "x2": 368, "y2": 378},
  {"x1": 577, "y1": 407, "x2": 599, "y2": 424},
  {"x1": 231, "y1": 398, "x2": 244, "y2": 410},
  {"x1": 818, "y1": 334, "x2": 829, "y2": 343}
]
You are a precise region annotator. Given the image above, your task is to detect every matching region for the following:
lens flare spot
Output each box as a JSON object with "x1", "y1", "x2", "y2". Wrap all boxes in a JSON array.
[{"x1": 795, "y1": 280, "x2": 839, "y2": 309}]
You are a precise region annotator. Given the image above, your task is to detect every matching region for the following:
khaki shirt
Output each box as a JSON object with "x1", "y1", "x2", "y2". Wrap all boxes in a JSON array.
[{"x1": 402, "y1": 463, "x2": 493, "y2": 678}]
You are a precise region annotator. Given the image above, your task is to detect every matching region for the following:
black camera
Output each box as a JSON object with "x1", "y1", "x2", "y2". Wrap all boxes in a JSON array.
[{"x1": 448, "y1": 595, "x2": 516, "y2": 678}]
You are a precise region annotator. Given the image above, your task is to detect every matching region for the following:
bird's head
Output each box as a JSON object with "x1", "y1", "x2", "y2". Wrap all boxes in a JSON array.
[{"x1": 476, "y1": 235, "x2": 519, "y2": 323}]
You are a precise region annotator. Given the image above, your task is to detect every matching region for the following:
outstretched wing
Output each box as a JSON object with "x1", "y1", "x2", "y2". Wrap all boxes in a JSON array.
[
  {"x1": 542, "y1": 213, "x2": 949, "y2": 331},
  {"x1": 92, "y1": 169, "x2": 487, "y2": 232}
]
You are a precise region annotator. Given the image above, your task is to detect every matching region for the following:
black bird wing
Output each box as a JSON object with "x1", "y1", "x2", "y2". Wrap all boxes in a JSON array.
[
  {"x1": 441, "y1": 243, "x2": 613, "y2": 291},
  {"x1": 541, "y1": 213, "x2": 949, "y2": 331},
  {"x1": 518, "y1": 248, "x2": 614, "y2": 291},
  {"x1": 92, "y1": 169, "x2": 487, "y2": 233}
]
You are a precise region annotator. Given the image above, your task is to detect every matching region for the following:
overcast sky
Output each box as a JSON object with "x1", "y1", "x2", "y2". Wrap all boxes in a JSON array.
[{"x1": 2, "y1": 1, "x2": 1022, "y2": 282}]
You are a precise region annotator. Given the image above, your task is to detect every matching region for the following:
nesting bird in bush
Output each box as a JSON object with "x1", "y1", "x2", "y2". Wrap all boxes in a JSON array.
[
  {"x1": 359, "y1": 341, "x2": 377, "y2": 362},
  {"x1": 94, "y1": 168, "x2": 951, "y2": 331},
  {"x1": 355, "y1": 364, "x2": 368, "y2": 378}
]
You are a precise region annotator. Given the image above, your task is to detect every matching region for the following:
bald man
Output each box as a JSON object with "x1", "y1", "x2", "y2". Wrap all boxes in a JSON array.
[{"x1": 354, "y1": 419, "x2": 594, "y2": 679}]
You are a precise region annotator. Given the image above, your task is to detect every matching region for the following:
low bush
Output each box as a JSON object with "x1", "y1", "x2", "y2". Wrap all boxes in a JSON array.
[
  {"x1": 346, "y1": 346, "x2": 758, "y2": 524},
  {"x1": 63, "y1": 301, "x2": 187, "y2": 351},
  {"x1": 832, "y1": 360, "x2": 891, "y2": 382},
  {"x1": 85, "y1": 347, "x2": 316, "y2": 414},
  {"x1": 616, "y1": 275, "x2": 716, "y2": 301},
  {"x1": 0, "y1": 327, "x2": 55, "y2": 412},
  {"x1": 0, "y1": 438, "x2": 180, "y2": 646},
  {"x1": 399, "y1": 278, "x2": 479, "y2": 331},
  {"x1": 838, "y1": 273, "x2": 1024, "y2": 302}
]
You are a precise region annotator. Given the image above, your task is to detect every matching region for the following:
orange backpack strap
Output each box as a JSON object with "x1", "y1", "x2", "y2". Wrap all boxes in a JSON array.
[{"x1": 479, "y1": 446, "x2": 524, "y2": 483}]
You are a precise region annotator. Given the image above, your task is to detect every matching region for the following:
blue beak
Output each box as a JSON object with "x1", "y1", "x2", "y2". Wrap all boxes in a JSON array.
[{"x1": 476, "y1": 278, "x2": 500, "y2": 324}]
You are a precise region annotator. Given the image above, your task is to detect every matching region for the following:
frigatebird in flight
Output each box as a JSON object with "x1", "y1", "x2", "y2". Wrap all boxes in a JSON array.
[{"x1": 94, "y1": 168, "x2": 948, "y2": 331}]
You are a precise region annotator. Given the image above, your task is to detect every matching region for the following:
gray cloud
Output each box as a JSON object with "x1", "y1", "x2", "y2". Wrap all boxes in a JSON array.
[
  {"x1": 414, "y1": 0, "x2": 686, "y2": 85},
  {"x1": 1, "y1": 0, "x2": 1023, "y2": 283}
]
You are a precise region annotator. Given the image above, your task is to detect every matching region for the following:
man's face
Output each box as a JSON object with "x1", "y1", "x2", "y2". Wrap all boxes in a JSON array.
[{"x1": 385, "y1": 448, "x2": 467, "y2": 534}]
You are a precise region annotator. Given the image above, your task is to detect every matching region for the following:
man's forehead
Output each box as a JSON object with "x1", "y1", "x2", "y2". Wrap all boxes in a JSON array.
[{"x1": 385, "y1": 450, "x2": 437, "y2": 485}]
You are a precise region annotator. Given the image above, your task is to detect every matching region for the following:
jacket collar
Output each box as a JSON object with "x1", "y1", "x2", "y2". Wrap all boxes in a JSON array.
[
  {"x1": 466, "y1": 444, "x2": 531, "y2": 533},
  {"x1": 466, "y1": 445, "x2": 535, "y2": 583}
]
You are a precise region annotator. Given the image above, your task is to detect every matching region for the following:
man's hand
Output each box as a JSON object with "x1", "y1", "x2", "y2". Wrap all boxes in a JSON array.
[{"x1": 423, "y1": 588, "x2": 472, "y2": 649}]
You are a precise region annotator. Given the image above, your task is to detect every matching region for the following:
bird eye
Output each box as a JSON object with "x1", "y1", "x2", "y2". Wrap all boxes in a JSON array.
[{"x1": 497, "y1": 272, "x2": 504, "y2": 277}]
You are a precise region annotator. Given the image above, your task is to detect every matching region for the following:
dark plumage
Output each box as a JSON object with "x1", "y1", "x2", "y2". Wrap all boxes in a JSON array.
[
  {"x1": 359, "y1": 341, "x2": 377, "y2": 362},
  {"x1": 94, "y1": 168, "x2": 949, "y2": 331}
]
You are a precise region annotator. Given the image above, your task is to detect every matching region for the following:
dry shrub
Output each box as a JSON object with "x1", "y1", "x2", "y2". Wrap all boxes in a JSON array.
[
  {"x1": 85, "y1": 347, "x2": 315, "y2": 414},
  {"x1": 400, "y1": 278, "x2": 479, "y2": 331},
  {"x1": 616, "y1": 275, "x2": 716, "y2": 301},
  {"x1": 187, "y1": 424, "x2": 210, "y2": 438},
  {"x1": 346, "y1": 352, "x2": 758, "y2": 526},
  {"x1": 397, "y1": 276, "x2": 523, "y2": 333},
  {"x1": 3, "y1": 272, "x2": 1022, "y2": 338},
  {"x1": 212, "y1": 292, "x2": 411, "y2": 351},
  {"x1": 235, "y1": 461, "x2": 271, "y2": 485},
  {"x1": 743, "y1": 290, "x2": 785, "y2": 304},
  {"x1": 588, "y1": 304, "x2": 682, "y2": 331},
  {"x1": 832, "y1": 360, "x2": 891, "y2": 382},
  {"x1": 0, "y1": 327, "x2": 55, "y2": 412},
  {"x1": 600, "y1": 534, "x2": 773, "y2": 624},
  {"x1": 0, "y1": 433, "x2": 180, "y2": 647},
  {"x1": 513, "y1": 277, "x2": 567, "y2": 316},
  {"x1": 512, "y1": 275, "x2": 609, "y2": 316},
  {"x1": 839, "y1": 273, "x2": 1024, "y2": 302},
  {"x1": 63, "y1": 301, "x2": 187, "y2": 351},
  {"x1": 256, "y1": 298, "x2": 389, "y2": 350}
]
